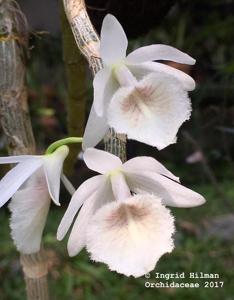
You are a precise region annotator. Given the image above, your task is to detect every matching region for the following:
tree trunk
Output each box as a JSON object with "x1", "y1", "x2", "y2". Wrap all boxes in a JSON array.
[{"x1": 0, "y1": 1, "x2": 49, "y2": 299}]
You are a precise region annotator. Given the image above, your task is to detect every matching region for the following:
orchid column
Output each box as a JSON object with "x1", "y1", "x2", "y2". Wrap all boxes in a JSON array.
[
  {"x1": 0, "y1": 1, "x2": 49, "y2": 299},
  {"x1": 62, "y1": 0, "x2": 127, "y2": 162}
]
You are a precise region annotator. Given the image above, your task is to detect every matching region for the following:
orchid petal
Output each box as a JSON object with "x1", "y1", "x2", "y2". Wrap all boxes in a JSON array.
[
  {"x1": 9, "y1": 170, "x2": 50, "y2": 254},
  {"x1": 68, "y1": 178, "x2": 114, "y2": 257},
  {"x1": 57, "y1": 175, "x2": 105, "y2": 241},
  {"x1": 83, "y1": 148, "x2": 122, "y2": 174},
  {"x1": 0, "y1": 155, "x2": 40, "y2": 164},
  {"x1": 61, "y1": 174, "x2": 76, "y2": 196},
  {"x1": 93, "y1": 67, "x2": 115, "y2": 116},
  {"x1": 126, "y1": 171, "x2": 205, "y2": 207},
  {"x1": 82, "y1": 105, "x2": 109, "y2": 150},
  {"x1": 123, "y1": 156, "x2": 180, "y2": 182},
  {"x1": 100, "y1": 14, "x2": 128, "y2": 65},
  {"x1": 43, "y1": 145, "x2": 69, "y2": 206},
  {"x1": 126, "y1": 44, "x2": 195, "y2": 65},
  {"x1": 0, "y1": 158, "x2": 42, "y2": 207},
  {"x1": 128, "y1": 62, "x2": 195, "y2": 91}
]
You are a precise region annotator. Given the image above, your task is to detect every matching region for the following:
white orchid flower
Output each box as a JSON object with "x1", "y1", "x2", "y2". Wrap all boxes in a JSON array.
[
  {"x1": 83, "y1": 14, "x2": 196, "y2": 150},
  {"x1": 0, "y1": 145, "x2": 72, "y2": 254},
  {"x1": 9, "y1": 169, "x2": 51, "y2": 254},
  {"x1": 57, "y1": 148, "x2": 205, "y2": 277}
]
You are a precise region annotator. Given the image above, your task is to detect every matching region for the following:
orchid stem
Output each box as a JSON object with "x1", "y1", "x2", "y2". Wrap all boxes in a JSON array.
[{"x1": 45, "y1": 137, "x2": 83, "y2": 154}]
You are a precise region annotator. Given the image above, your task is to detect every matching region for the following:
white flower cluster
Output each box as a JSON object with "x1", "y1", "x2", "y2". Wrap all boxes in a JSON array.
[{"x1": 0, "y1": 14, "x2": 205, "y2": 278}]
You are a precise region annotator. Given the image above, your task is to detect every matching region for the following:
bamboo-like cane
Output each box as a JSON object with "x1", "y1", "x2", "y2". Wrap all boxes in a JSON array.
[
  {"x1": 0, "y1": 1, "x2": 49, "y2": 299},
  {"x1": 63, "y1": 0, "x2": 127, "y2": 162}
]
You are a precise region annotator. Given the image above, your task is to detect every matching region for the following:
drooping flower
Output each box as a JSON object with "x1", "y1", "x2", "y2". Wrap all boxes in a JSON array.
[
  {"x1": 9, "y1": 169, "x2": 51, "y2": 254},
  {"x1": 57, "y1": 148, "x2": 205, "y2": 276},
  {"x1": 0, "y1": 145, "x2": 72, "y2": 254},
  {"x1": 83, "y1": 14, "x2": 196, "y2": 150}
]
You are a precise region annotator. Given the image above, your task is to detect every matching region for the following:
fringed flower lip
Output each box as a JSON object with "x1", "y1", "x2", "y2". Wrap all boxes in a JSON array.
[
  {"x1": 86, "y1": 194, "x2": 175, "y2": 278},
  {"x1": 0, "y1": 145, "x2": 70, "y2": 207},
  {"x1": 57, "y1": 148, "x2": 205, "y2": 258},
  {"x1": 83, "y1": 14, "x2": 196, "y2": 150}
]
